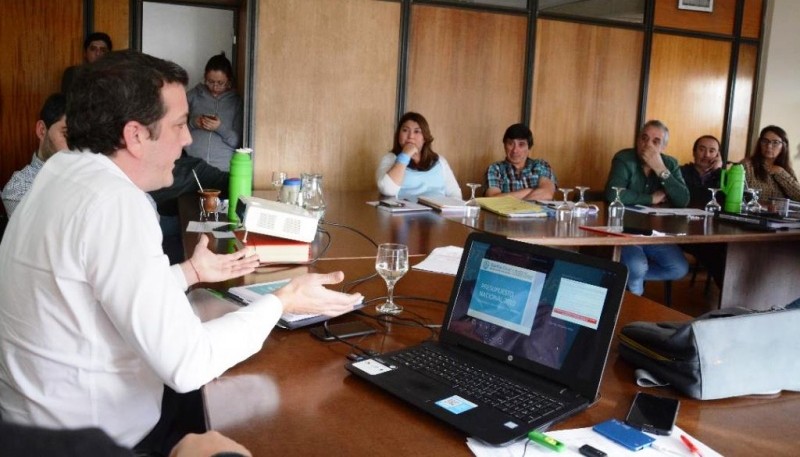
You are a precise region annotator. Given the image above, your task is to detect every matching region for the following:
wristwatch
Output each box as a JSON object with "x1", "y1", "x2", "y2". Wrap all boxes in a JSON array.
[{"x1": 659, "y1": 169, "x2": 671, "y2": 180}]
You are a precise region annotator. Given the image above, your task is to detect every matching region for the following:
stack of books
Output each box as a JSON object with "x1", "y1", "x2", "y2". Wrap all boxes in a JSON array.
[{"x1": 235, "y1": 231, "x2": 312, "y2": 263}]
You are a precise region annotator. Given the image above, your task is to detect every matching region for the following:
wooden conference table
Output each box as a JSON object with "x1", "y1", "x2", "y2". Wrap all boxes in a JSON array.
[
  {"x1": 178, "y1": 190, "x2": 800, "y2": 456},
  {"x1": 181, "y1": 189, "x2": 800, "y2": 309},
  {"x1": 197, "y1": 259, "x2": 799, "y2": 456}
]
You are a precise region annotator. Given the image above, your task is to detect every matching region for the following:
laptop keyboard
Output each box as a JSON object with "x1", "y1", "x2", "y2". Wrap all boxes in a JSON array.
[{"x1": 390, "y1": 346, "x2": 565, "y2": 424}]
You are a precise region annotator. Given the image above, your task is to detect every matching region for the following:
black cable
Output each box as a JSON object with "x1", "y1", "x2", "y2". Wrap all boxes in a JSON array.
[{"x1": 320, "y1": 220, "x2": 379, "y2": 248}]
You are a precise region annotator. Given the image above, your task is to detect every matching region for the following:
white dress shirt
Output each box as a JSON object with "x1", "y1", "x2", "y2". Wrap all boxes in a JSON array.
[{"x1": 0, "y1": 151, "x2": 282, "y2": 447}]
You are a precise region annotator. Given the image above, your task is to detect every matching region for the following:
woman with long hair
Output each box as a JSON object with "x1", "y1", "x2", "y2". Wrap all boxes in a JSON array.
[
  {"x1": 742, "y1": 125, "x2": 800, "y2": 201},
  {"x1": 376, "y1": 112, "x2": 462, "y2": 199},
  {"x1": 185, "y1": 53, "x2": 243, "y2": 171}
]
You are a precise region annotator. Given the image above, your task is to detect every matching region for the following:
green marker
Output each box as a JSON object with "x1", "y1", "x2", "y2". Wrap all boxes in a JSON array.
[{"x1": 528, "y1": 430, "x2": 565, "y2": 452}]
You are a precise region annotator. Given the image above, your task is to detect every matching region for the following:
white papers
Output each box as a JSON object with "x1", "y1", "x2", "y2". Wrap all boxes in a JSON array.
[
  {"x1": 628, "y1": 206, "x2": 709, "y2": 217},
  {"x1": 412, "y1": 246, "x2": 464, "y2": 276},
  {"x1": 466, "y1": 425, "x2": 720, "y2": 457}
]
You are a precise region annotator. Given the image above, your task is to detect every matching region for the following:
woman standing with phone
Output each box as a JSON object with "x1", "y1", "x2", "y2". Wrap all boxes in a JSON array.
[{"x1": 186, "y1": 53, "x2": 243, "y2": 171}]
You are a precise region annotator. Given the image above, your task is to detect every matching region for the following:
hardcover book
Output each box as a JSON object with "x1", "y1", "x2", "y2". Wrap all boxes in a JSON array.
[{"x1": 235, "y1": 231, "x2": 311, "y2": 263}]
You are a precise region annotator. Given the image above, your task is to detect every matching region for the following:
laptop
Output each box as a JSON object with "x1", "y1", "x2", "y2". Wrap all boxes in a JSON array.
[{"x1": 345, "y1": 232, "x2": 628, "y2": 445}]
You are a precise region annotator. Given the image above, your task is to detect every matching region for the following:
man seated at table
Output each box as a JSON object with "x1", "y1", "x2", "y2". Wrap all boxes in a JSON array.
[
  {"x1": 679, "y1": 135, "x2": 726, "y2": 288},
  {"x1": 484, "y1": 123, "x2": 556, "y2": 200},
  {"x1": 2, "y1": 93, "x2": 67, "y2": 216},
  {"x1": 680, "y1": 135, "x2": 724, "y2": 208},
  {"x1": 149, "y1": 150, "x2": 229, "y2": 263},
  {"x1": 604, "y1": 120, "x2": 690, "y2": 295},
  {"x1": 0, "y1": 50, "x2": 362, "y2": 456}
]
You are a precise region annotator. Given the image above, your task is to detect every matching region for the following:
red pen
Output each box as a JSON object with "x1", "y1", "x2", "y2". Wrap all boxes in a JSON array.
[{"x1": 680, "y1": 434, "x2": 703, "y2": 457}]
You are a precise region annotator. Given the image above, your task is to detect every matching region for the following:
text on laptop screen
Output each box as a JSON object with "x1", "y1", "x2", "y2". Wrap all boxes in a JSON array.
[{"x1": 445, "y1": 240, "x2": 618, "y2": 373}]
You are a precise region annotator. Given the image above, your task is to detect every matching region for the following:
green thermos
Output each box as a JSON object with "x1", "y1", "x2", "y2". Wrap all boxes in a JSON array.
[
  {"x1": 720, "y1": 163, "x2": 745, "y2": 213},
  {"x1": 228, "y1": 148, "x2": 253, "y2": 223}
]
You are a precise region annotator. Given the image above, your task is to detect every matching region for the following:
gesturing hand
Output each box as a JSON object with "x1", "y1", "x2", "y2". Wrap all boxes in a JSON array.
[
  {"x1": 274, "y1": 271, "x2": 364, "y2": 316},
  {"x1": 185, "y1": 234, "x2": 260, "y2": 285}
]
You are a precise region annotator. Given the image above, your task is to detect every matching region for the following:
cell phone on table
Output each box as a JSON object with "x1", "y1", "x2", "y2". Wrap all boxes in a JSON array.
[
  {"x1": 379, "y1": 199, "x2": 405, "y2": 208},
  {"x1": 309, "y1": 321, "x2": 377, "y2": 341},
  {"x1": 625, "y1": 392, "x2": 680, "y2": 435}
]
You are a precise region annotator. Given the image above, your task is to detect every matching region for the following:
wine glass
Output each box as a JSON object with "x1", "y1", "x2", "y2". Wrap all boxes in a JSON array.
[
  {"x1": 375, "y1": 243, "x2": 409, "y2": 315},
  {"x1": 608, "y1": 186, "x2": 625, "y2": 227},
  {"x1": 573, "y1": 186, "x2": 600, "y2": 218},
  {"x1": 271, "y1": 171, "x2": 287, "y2": 190},
  {"x1": 464, "y1": 183, "x2": 481, "y2": 218},
  {"x1": 705, "y1": 188, "x2": 722, "y2": 213},
  {"x1": 745, "y1": 188, "x2": 763, "y2": 213},
  {"x1": 555, "y1": 188, "x2": 573, "y2": 222}
]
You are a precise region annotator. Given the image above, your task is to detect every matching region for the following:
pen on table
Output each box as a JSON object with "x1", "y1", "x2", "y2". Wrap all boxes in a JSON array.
[
  {"x1": 680, "y1": 434, "x2": 703, "y2": 457},
  {"x1": 207, "y1": 288, "x2": 249, "y2": 306}
]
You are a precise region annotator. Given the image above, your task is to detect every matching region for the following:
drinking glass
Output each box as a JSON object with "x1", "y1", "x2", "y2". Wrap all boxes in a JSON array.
[
  {"x1": 608, "y1": 187, "x2": 625, "y2": 227},
  {"x1": 704, "y1": 188, "x2": 722, "y2": 213},
  {"x1": 555, "y1": 188, "x2": 573, "y2": 222},
  {"x1": 375, "y1": 243, "x2": 409, "y2": 315},
  {"x1": 271, "y1": 171, "x2": 287, "y2": 190},
  {"x1": 464, "y1": 183, "x2": 481, "y2": 218},
  {"x1": 745, "y1": 188, "x2": 763, "y2": 213},
  {"x1": 573, "y1": 186, "x2": 600, "y2": 218}
]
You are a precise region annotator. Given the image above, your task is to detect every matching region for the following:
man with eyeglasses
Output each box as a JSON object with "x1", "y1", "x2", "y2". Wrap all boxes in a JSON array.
[{"x1": 604, "y1": 120, "x2": 690, "y2": 296}]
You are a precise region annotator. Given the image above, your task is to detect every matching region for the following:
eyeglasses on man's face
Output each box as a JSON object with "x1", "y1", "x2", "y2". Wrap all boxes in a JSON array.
[{"x1": 759, "y1": 138, "x2": 784, "y2": 147}]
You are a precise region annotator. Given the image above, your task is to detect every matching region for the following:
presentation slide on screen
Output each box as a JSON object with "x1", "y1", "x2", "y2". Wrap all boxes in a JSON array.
[
  {"x1": 550, "y1": 278, "x2": 606, "y2": 330},
  {"x1": 466, "y1": 259, "x2": 545, "y2": 335}
]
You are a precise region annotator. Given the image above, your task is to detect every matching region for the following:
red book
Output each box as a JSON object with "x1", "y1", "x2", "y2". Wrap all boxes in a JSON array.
[{"x1": 235, "y1": 231, "x2": 311, "y2": 263}]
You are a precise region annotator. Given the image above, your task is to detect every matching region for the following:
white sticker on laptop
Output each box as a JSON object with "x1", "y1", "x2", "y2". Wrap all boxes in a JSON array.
[
  {"x1": 352, "y1": 359, "x2": 393, "y2": 375},
  {"x1": 435, "y1": 395, "x2": 478, "y2": 414}
]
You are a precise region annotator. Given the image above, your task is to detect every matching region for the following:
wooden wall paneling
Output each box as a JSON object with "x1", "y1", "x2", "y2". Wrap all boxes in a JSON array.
[
  {"x1": 0, "y1": 0, "x2": 84, "y2": 196},
  {"x1": 654, "y1": 0, "x2": 735, "y2": 36},
  {"x1": 645, "y1": 34, "x2": 731, "y2": 165},
  {"x1": 741, "y1": 0, "x2": 763, "y2": 39},
  {"x1": 728, "y1": 44, "x2": 757, "y2": 162},
  {"x1": 531, "y1": 20, "x2": 643, "y2": 192},
  {"x1": 253, "y1": 0, "x2": 400, "y2": 192},
  {"x1": 93, "y1": 0, "x2": 131, "y2": 50},
  {"x1": 406, "y1": 5, "x2": 527, "y2": 196}
]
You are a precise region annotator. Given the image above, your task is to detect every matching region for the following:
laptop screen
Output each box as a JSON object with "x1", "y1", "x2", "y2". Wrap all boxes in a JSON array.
[{"x1": 441, "y1": 234, "x2": 627, "y2": 398}]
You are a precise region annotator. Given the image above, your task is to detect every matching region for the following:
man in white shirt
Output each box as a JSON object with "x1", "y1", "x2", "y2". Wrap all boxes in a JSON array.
[
  {"x1": 0, "y1": 50, "x2": 362, "y2": 455},
  {"x1": 1, "y1": 93, "x2": 68, "y2": 215}
]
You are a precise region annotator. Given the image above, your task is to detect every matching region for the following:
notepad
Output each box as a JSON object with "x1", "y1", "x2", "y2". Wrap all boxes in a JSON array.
[{"x1": 475, "y1": 196, "x2": 547, "y2": 218}]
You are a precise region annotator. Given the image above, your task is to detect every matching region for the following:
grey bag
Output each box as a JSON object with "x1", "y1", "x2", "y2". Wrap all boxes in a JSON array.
[{"x1": 618, "y1": 306, "x2": 800, "y2": 400}]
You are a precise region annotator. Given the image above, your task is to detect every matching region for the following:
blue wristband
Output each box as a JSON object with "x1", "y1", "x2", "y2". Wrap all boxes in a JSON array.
[{"x1": 395, "y1": 153, "x2": 411, "y2": 166}]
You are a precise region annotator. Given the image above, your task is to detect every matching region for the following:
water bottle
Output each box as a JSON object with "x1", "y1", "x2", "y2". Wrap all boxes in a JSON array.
[
  {"x1": 720, "y1": 163, "x2": 745, "y2": 213},
  {"x1": 228, "y1": 148, "x2": 253, "y2": 223}
]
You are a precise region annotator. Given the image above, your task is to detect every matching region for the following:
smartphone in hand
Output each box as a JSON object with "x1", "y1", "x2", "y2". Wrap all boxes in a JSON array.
[{"x1": 625, "y1": 392, "x2": 680, "y2": 435}]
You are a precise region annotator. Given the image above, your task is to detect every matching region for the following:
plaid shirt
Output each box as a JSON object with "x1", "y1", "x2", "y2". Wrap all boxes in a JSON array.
[
  {"x1": 485, "y1": 158, "x2": 556, "y2": 193},
  {"x1": 2, "y1": 152, "x2": 44, "y2": 215}
]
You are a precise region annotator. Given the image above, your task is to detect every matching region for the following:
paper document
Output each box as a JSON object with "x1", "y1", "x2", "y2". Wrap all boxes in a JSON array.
[
  {"x1": 466, "y1": 425, "x2": 720, "y2": 457},
  {"x1": 628, "y1": 206, "x2": 709, "y2": 217},
  {"x1": 476, "y1": 196, "x2": 548, "y2": 218},
  {"x1": 412, "y1": 246, "x2": 464, "y2": 276}
]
